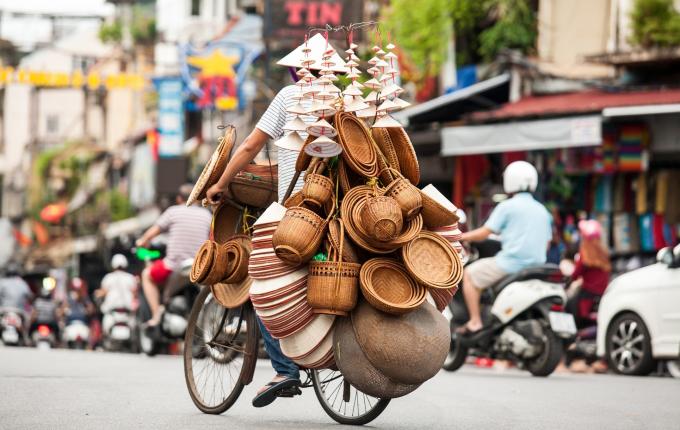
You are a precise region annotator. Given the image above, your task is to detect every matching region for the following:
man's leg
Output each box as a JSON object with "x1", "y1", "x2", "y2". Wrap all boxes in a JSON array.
[
  {"x1": 141, "y1": 267, "x2": 162, "y2": 324},
  {"x1": 462, "y1": 270, "x2": 483, "y2": 331},
  {"x1": 256, "y1": 316, "x2": 299, "y2": 383}
]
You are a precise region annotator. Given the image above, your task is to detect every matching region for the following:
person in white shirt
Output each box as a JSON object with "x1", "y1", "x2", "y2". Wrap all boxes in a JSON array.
[{"x1": 95, "y1": 254, "x2": 138, "y2": 314}]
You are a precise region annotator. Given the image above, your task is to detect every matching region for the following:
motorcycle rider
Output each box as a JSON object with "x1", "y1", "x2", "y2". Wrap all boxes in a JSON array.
[
  {"x1": 136, "y1": 184, "x2": 211, "y2": 328},
  {"x1": 459, "y1": 161, "x2": 552, "y2": 334},
  {"x1": 0, "y1": 262, "x2": 33, "y2": 333},
  {"x1": 30, "y1": 285, "x2": 61, "y2": 339},
  {"x1": 62, "y1": 277, "x2": 95, "y2": 326},
  {"x1": 95, "y1": 254, "x2": 137, "y2": 314}
]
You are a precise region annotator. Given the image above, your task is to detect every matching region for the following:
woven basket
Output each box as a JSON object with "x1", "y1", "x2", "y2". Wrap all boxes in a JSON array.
[
  {"x1": 190, "y1": 240, "x2": 216, "y2": 283},
  {"x1": 211, "y1": 203, "x2": 242, "y2": 244},
  {"x1": 229, "y1": 173, "x2": 277, "y2": 209},
  {"x1": 273, "y1": 206, "x2": 330, "y2": 266},
  {"x1": 187, "y1": 126, "x2": 235, "y2": 206},
  {"x1": 381, "y1": 167, "x2": 422, "y2": 220},
  {"x1": 387, "y1": 126, "x2": 420, "y2": 185},
  {"x1": 295, "y1": 136, "x2": 315, "y2": 173},
  {"x1": 336, "y1": 112, "x2": 379, "y2": 178},
  {"x1": 222, "y1": 240, "x2": 249, "y2": 284},
  {"x1": 302, "y1": 162, "x2": 333, "y2": 208},
  {"x1": 401, "y1": 231, "x2": 463, "y2": 289},
  {"x1": 201, "y1": 242, "x2": 231, "y2": 285},
  {"x1": 361, "y1": 195, "x2": 403, "y2": 243},
  {"x1": 359, "y1": 258, "x2": 426, "y2": 315},
  {"x1": 371, "y1": 127, "x2": 401, "y2": 185},
  {"x1": 419, "y1": 191, "x2": 460, "y2": 229},
  {"x1": 211, "y1": 277, "x2": 252, "y2": 308},
  {"x1": 338, "y1": 158, "x2": 363, "y2": 195}
]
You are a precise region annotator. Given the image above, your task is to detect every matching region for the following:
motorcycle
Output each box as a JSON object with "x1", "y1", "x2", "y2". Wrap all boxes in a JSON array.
[
  {"x1": 135, "y1": 246, "x2": 199, "y2": 356},
  {"x1": 62, "y1": 319, "x2": 90, "y2": 349},
  {"x1": 102, "y1": 307, "x2": 137, "y2": 353},
  {"x1": 1, "y1": 309, "x2": 25, "y2": 346},
  {"x1": 30, "y1": 323, "x2": 57, "y2": 349},
  {"x1": 444, "y1": 240, "x2": 576, "y2": 376}
]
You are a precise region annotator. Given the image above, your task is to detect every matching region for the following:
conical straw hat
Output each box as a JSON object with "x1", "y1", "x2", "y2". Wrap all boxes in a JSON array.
[
  {"x1": 356, "y1": 105, "x2": 378, "y2": 118},
  {"x1": 307, "y1": 118, "x2": 337, "y2": 137},
  {"x1": 275, "y1": 131, "x2": 305, "y2": 151},
  {"x1": 304, "y1": 135, "x2": 343, "y2": 157},
  {"x1": 344, "y1": 97, "x2": 370, "y2": 112},
  {"x1": 286, "y1": 103, "x2": 307, "y2": 115},
  {"x1": 392, "y1": 97, "x2": 411, "y2": 109},
  {"x1": 277, "y1": 33, "x2": 348, "y2": 73},
  {"x1": 307, "y1": 102, "x2": 337, "y2": 117},
  {"x1": 377, "y1": 99, "x2": 400, "y2": 112},
  {"x1": 342, "y1": 86, "x2": 363, "y2": 97},
  {"x1": 283, "y1": 116, "x2": 308, "y2": 132},
  {"x1": 372, "y1": 114, "x2": 402, "y2": 128}
]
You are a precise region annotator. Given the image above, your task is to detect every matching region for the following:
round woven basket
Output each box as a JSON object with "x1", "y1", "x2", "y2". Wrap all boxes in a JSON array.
[
  {"x1": 338, "y1": 158, "x2": 364, "y2": 195},
  {"x1": 419, "y1": 191, "x2": 459, "y2": 229},
  {"x1": 401, "y1": 231, "x2": 463, "y2": 289},
  {"x1": 327, "y1": 219, "x2": 360, "y2": 263},
  {"x1": 371, "y1": 127, "x2": 402, "y2": 180},
  {"x1": 202, "y1": 242, "x2": 232, "y2": 285},
  {"x1": 190, "y1": 240, "x2": 216, "y2": 284},
  {"x1": 211, "y1": 277, "x2": 252, "y2": 308},
  {"x1": 187, "y1": 126, "x2": 236, "y2": 206},
  {"x1": 273, "y1": 206, "x2": 330, "y2": 266},
  {"x1": 295, "y1": 136, "x2": 315, "y2": 173},
  {"x1": 381, "y1": 168, "x2": 422, "y2": 220},
  {"x1": 386, "y1": 126, "x2": 420, "y2": 185},
  {"x1": 222, "y1": 240, "x2": 250, "y2": 284},
  {"x1": 361, "y1": 195, "x2": 403, "y2": 243},
  {"x1": 359, "y1": 258, "x2": 425, "y2": 315},
  {"x1": 335, "y1": 112, "x2": 379, "y2": 178},
  {"x1": 229, "y1": 173, "x2": 278, "y2": 209}
]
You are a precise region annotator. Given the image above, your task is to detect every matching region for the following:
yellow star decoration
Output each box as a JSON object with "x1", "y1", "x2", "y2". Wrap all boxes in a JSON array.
[{"x1": 187, "y1": 50, "x2": 238, "y2": 78}]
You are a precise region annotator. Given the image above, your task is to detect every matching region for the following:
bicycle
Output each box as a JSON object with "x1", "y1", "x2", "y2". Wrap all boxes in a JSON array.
[{"x1": 183, "y1": 285, "x2": 390, "y2": 425}]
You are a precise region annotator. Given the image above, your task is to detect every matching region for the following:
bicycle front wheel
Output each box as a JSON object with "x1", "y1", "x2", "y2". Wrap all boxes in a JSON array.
[
  {"x1": 183, "y1": 286, "x2": 258, "y2": 414},
  {"x1": 312, "y1": 368, "x2": 390, "y2": 425}
]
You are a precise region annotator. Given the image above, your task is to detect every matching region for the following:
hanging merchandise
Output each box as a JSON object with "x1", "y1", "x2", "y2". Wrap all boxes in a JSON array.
[
  {"x1": 635, "y1": 173, "x2": 648, "y2": 215},
  {"x1": 186, "y1": 27, "x2": 458, "y2": 400},
  {"x1": 664, "y1": 171, "x2": 680, "y2": 224},
  {"x1": 639, "y1": 214, "x2": 655, "y2": 252},
  {"x1": 594, "y1": 213, "x2": 611, "y2": 250},
  {"x1": 613, "y1": 213, "x2": 636, "y2": 254},
  {"x1": 617, "y1": 124, "x2": 649, "y2": 172}
]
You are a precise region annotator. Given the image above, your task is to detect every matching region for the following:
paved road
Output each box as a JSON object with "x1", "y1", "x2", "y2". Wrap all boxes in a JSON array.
[{"x1": 1, "y1": 346, "x2": 678, "y2": 430}]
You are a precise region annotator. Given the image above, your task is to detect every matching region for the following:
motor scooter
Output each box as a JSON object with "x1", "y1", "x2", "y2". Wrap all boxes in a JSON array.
[
  {"x1": 135, "y1": 246, "x2": 199, "y2": 356},
  {"x1": 102, "y1": 306, "x2": 138, "y2": 352},
  {"x1": 0, "y1": 309, "x2": 25, "y2": 346},
  {"x1": 62, "y1": 319, "x2": 90, "y2": 349},
  {"x1": 30, "y1": 323, "x2": 57, "y2": 349},
  {"x1": 444, "y1": 239, "x2": 576, "y2": 376}
]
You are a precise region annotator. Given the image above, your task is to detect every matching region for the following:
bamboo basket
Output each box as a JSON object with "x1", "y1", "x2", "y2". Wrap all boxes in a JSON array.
[
  {"x1": 273, "y1": 206, "x2": 331, "y2": 266},
  {"x1": 419, "y1": 191, "x2": 460, "y2": 229},
  {"x1": 359, "y1": 258, "x2": 426, "y2": 315},
  {"x1": 190, "y1": 240, "x2": 216, "y2": 284},
  {"x1": 302, "y1": 161, "x2": 333, "y2": 208},
  {"x1": 361, "y1": 195, "x2": 403, "y2": 243},
  {"x1": 381, "y1": 167, "x2": 422, "y2": 220},
  {"x1": 229, "y1": 173, "x2": 277, "y2": 209},
  {"x1": 401, "y1": 231, "x2": 463, "y2": 289}
]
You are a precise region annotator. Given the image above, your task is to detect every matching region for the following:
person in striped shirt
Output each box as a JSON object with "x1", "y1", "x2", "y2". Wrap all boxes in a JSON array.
[
  {"x1": 206, "y1": 34, "x2": 347, "y2": 408},
  {"x1": 137, "y1": 184, "x2": 211, "y2": 326}
]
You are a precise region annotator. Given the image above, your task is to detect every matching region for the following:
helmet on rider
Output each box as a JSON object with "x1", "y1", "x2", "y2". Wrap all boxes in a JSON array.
[
  {"x1": 111, "y1": 253, "x2": 128, "y2": 270},
  {"x1": 578, "y1": 219, "x2": 602, "y2": 240},
  {"x1": 503, "y1": 161, "x2": 538, "y2": 194}
]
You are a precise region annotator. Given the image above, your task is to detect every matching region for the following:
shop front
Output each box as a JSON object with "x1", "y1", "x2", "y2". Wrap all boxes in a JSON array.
[{"x1": 440, "y1": 89, "x2": 680, "y2": 273}]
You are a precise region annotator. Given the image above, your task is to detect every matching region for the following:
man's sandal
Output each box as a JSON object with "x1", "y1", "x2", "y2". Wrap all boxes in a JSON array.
[{"x1": 252, "y1": 378, "x2": 301, "y2": 408}]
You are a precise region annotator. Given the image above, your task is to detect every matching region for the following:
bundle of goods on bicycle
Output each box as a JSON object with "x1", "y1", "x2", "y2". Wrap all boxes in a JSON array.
[{"x1": 246, "y1": 37, "x2": 470, "y2": 398}]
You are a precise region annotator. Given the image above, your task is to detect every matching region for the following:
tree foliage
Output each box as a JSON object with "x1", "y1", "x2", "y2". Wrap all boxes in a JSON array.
[
  {"x1": 382, "y1": 0, "x2": 537, "y2": 83},
  {"x1": 629, "y1": 0, "x2": 680, "y2": 48}
]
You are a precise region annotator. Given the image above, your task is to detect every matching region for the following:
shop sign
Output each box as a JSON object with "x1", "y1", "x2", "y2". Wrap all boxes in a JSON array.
[
  {"x1": 0, "y1": 66, "x2": 145, "y2": 90},
  {"x1": 263, "y1": 0, "x2": 365, "y2": 42},
  {"x1": 155, "y1": 77, "x2": 184, "y2": 157}
]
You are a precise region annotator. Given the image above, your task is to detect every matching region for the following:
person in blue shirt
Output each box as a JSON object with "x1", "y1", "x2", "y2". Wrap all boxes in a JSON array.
[{"x1": 459, "y1": 161, "x2": 552, "y2": 334}]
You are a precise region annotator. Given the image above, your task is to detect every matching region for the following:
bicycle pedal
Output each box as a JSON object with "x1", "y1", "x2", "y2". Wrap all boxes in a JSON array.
[{"x1": 276, "y1": 386, "x2": 302, "y2": 398}]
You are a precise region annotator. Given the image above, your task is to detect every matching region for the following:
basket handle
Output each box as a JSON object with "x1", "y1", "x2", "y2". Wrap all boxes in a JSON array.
[{"x1": 377, "y1": 166, "x2": 404, "y2": 182}]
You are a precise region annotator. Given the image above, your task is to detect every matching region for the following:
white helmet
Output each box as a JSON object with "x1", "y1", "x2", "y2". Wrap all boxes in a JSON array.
[
  {"x1": 503, "y1": 161, "x2": 538, "y2": 194},
  {"x1": 111, "y1": 254, "x2": 128, "y2": 269}
]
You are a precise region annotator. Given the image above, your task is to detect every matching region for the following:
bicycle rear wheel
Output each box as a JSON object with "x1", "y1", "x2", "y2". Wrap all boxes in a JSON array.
[
  {"x1": 183, "y1": 286, "x2": 258, "y2": 414},
  {"x1": 311, "y1": 368, "x2": 390, "y2": 425}
]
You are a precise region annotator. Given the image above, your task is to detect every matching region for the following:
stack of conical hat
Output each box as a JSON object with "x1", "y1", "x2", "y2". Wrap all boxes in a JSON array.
[{"x1": 342, "y1": 42, "x2": 369, "y2": 113}]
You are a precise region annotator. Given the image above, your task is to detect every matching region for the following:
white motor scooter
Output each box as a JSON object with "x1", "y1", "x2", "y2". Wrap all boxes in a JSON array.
[
  {"x1": 63, "y1": 320, "x2": 90, "y2": 349},
  {"x1": 444, "y1": 241, "x2": 576, "y2": 376},
  {"x1": 102, "y1": 308, "x2": 137, "y2": 352}
]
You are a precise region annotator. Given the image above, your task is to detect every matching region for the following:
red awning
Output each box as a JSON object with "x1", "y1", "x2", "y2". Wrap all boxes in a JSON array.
[{"x1": 470, "y1": 88, "x2": 680, "y2": 122}]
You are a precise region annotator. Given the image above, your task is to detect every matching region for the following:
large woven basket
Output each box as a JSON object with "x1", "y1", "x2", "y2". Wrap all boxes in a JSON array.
[
  {"x1": 273, "y1": 206, "x2": 330, "y2": 266},
  {"x1": 361, "y1": 195, "x2": 403, "y2": 243},
  {"x1": 222, "y1": 239, "x2": 250, "y2": 284},
  {"x1": 327, "y1": 219, "x2": 360, "y2": 263},
  {"x1": 419, "y1": 191, "x2": 459, "y2": 229},
  {"x1": 229, "y1": 173, "x2": 277, "y2": 209},
  {"x1": 401, "y1": 231, "x2": 463, "y2": 289},
  {"x1": 335, "y1": 112, "x2": 379, "y2": 178},
  {"x1": 187, "y1": 126, "x2": 235, "y2": 206},
  {"x1": 371, "y1": 127, "x2": 402, "y2": 179},
  {"x1": 386, "y1": 126, "x2": 420, "y2": 185},
  {"x1": 211, "y1": 203, "x2": 242, "y2": 244},
  {"x1": 359, "y1": 258, "x2": 426, "y2": 315},
  {"x1": 211, "y1": 277, "x2": 252, "y2": 308},
  {"x1": 381, "y1": 167, "x2": 422, "y2": 220}
]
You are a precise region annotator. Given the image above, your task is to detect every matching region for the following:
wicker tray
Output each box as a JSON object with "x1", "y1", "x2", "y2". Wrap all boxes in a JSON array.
[
  {"x1": 401, "y1": 231, "x2": 463, "y2": 289},
  {"x1": 359, "y1": 258, "x2": 426, "y2": 315}
]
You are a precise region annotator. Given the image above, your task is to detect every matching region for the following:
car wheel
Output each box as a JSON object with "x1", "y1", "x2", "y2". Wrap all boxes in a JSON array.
[{"x1": 606, "y1": 313, "x2": 655, "y2": 376}]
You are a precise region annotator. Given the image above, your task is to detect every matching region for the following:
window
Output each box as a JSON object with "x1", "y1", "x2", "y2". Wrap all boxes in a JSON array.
[
  {"x1": 191, "y1": 0, "x2": 201, "y2": 16},
  {"x1": 46, "y1": 115, "x2": 59, "y2": 134}
]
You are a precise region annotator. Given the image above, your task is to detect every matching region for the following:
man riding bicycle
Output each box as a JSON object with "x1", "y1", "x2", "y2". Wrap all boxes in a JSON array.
[
  {"x1": 137, "y1": 184, "x2": 211, "y2": 329},
  {"x1": 459, "y1": 161, "x2": 552, "y2": 335}
]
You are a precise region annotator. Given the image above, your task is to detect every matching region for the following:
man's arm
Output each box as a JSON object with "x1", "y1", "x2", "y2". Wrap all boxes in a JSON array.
[
  {"x1": 136, "y1": 225, "x2": 162, "y2": 248},
  {"x1": 461, "y1": 226, "x2": 494, "y2": 243},
  {"x1": 206, "y1": 128, "x2": 271, "y2": 204}
]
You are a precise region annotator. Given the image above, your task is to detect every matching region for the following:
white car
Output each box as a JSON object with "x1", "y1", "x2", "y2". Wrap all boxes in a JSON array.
[{"x1": 597, "y1": 245, "x2": 680, "y2": 376}]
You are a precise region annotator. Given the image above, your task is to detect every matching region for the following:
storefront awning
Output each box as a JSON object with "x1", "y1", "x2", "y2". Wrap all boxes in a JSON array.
[
  {"x1": 394, "y1": 74, "x2": 510, "y2": 126},
  {"x1": 441, "y1": 115, "x2": 602, "y2": 156}
]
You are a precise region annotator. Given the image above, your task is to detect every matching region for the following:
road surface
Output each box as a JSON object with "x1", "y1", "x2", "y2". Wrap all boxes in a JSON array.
[{"x1": 0, "y1": 346, "x2": 678, "y2": 429}]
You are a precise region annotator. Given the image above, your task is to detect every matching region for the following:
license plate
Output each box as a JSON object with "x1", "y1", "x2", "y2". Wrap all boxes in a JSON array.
[
  {"x1": 549, "y1": 311, "x2": 577, "y2": 335},
  {"x1": 2, "y1": 328, "x2": 19, "y2": 343}
]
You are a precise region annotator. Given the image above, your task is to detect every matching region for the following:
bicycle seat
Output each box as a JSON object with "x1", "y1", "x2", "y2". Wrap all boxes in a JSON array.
[{"x1": 490, "y1": 264, "x2": 563, "y2": 295}]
